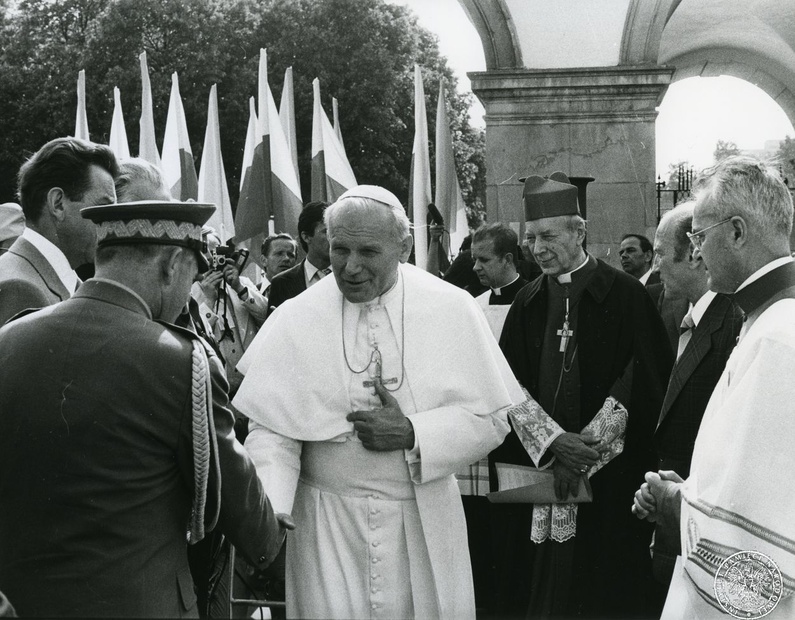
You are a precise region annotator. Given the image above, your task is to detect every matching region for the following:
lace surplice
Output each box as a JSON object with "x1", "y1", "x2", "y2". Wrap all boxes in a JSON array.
[{"x1": 509, "y1": 390, "x2": 627, "y2": 543}]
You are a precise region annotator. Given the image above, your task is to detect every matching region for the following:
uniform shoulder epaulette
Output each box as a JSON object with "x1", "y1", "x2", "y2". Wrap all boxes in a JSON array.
[{"x1": 157, "y1": 318, "x2": 220, "y2": 361}]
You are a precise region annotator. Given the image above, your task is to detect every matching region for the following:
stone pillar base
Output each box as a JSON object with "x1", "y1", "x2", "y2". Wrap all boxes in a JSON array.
[{"x1": 470, "y1": 66, "x2": 673, "y2": 264}]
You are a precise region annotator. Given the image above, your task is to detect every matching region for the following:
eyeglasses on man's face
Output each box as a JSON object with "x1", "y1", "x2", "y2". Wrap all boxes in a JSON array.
[{"x1": 686, "y1": 216, "x2": 735, "y2": 250}]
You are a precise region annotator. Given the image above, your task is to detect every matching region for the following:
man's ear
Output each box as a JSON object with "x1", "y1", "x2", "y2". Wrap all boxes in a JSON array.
[
  {"x1": 687, "y1": 246, "x2": 703, "y2": 270},
  {"x1": 399, "y1": 234, "x2": 413, "y2": 263},
  {"x1": 161, "y1": 247, "x2": 183, "y2": 285},
  {"x1": 576, "y1": 224, "x2": 587, "y2": 246},
  {"x1": 731, "y1": 216, "x2": 749, "y2": 247},
  {"x1": 46, "y1": 187, "x2": 66, "y2": 222}
]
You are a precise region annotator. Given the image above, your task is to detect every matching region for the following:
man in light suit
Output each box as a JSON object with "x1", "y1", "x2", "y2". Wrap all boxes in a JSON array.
[
  {"x1": 650, "y1": 201, "x2": 743, "y2": 586},
  {"x1": 267, "y1": 201, "x2": 330, "y2": 312},
  {"x1": 0, "y1": 137, "x2": 118, "y2": 324}
]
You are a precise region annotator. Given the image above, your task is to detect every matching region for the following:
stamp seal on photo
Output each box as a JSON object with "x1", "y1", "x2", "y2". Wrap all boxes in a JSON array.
[{"x1": 714, "y1": 550, "x2": 782, "y2": 619}]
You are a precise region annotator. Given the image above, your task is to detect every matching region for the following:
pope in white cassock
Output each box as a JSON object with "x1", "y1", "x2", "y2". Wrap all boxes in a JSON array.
[{"x1": 234, "y1": 185, "x2": 524, "y2": 619}]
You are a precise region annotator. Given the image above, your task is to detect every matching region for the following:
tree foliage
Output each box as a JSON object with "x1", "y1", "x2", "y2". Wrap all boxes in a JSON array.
[
  {"x1": 0, "y1": 0, "x2": 485, "y2": 226},
  {"x1": 775, "y1": 135, "x2": 795, "y2": 189},
  {"x1": 713, "y1": 139, "x2": 740, "y2": 163}
]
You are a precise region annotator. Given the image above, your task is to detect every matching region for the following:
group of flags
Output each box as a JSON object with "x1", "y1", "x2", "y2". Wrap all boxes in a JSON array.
[
  {"x1": 407, "y1": 64, "x2": 469, "y2": 271},
  {"x1": 72, "y1": 52, "x2": 467, "y2": 273}
]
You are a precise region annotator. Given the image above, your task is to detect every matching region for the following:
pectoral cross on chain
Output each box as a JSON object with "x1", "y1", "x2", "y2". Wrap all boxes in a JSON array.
[
  {"x1": 557, "y1": 321, "x2": 574, "y2": 353},
  {"x1": 556, "y1": 296, "x2": 574, "y2": 353},
  {"x1": 363, "y1": 347, "x2": 398, "y2": 388}
]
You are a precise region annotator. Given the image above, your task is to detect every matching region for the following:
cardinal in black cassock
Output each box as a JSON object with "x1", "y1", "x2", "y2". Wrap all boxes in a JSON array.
[{"x1": 491, "y1": 172, "x2": 673, "y2": 619}]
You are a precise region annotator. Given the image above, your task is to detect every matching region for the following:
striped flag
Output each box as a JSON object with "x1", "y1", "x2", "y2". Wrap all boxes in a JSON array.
[
  {"x1": 108, "y1": 87, "x2": 131, "y2": 160},
  {"x1": 240, "y1": 97, "x2": 258, "y2": 195},
  {"x1": 311, "y1": 78, "x2": 356, "y2": 202},
  {"x1": 266, "y1": 76, "x2": 302, "y2": 236},
  {"x1": 198, "y1": 85, "x2": 234, "y2": 242},
  {"x1": 162, "y1": 72, "x2": 198, "y2": 200},
  {"x1": 235, "y1": 50, "x2": 272, "y2": 247},
  {"x1": 138, "y1": 52, "x2": 161, "y2": 168},
  {"x1": 279, "y1": 66, "x2": 300, "y2": 186},
  {"x1": 74, "y1": 70, "x2": 89, "y2": 141},
  {"x1": 435, "y1": 78, "x2": 469, "y2": 257},
  {"x1": 237, "y1": 96, "x2": 267, "y2": 283},
  {"x1": 408, "y1": 64, "x2": 431, "y2": 271},
  {"x1": 332, "y1": 97, "x2": 347, "y2": 158}
]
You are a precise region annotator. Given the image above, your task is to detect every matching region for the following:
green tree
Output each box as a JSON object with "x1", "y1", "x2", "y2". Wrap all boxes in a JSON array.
[
  {"x1": 713, "y1": 139, "x2": 740, "y2": 163},
  {"x1": 775, "y1": 136, "x2": 795, "y2": 188},
  {"x1": 0, "y1": 0, "x2": 112, "y2": 196},
  {"x1": 255, "y1": 0, "x2": 484, "y2": 216},
  {"x1": 0, "y1": 0, "x2": 486, "y2": 226}
]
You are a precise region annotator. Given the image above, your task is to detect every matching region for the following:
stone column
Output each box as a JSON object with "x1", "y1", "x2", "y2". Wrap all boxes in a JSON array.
[{"x1": 470, "y1": 66, "x2": 673, "y2": 262}]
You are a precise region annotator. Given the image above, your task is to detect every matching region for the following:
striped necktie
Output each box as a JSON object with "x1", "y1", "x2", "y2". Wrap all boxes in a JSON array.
[
  {"x1": 676, "y1": 311, "x2": 695, "y2": 360},
  {"x1": 311, "y1": 267, "x2": 331, "y2": 285}
]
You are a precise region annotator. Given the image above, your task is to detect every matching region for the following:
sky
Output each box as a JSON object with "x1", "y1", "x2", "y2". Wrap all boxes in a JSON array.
[{"x1": 389, "y1": 0, "x2": 795, "y2": 177}]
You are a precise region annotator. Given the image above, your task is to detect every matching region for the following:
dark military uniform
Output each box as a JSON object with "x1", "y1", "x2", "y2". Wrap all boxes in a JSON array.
[{"x1": 0, "y1": 276, "x2": 283, "y2": 617}]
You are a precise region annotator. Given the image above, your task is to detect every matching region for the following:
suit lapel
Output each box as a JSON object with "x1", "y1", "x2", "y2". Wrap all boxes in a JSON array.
[
  {"x1": 10, "y1": 237, "x2": 71, "y2": 301},
  {"x1": 657, "y1": 295, "x2": 728, "y2": 428},
  {"x1": 231, "y1": 294, "x2": 251, "y2": 344},
  {"x1": 296, "y1": 259, "x2": 308, "y2": 293}
]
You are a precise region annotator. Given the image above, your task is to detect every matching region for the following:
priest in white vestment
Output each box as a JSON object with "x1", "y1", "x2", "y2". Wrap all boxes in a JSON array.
[
  {"x1": 234, "y1": 185, "x2": 523, "y2": 619},
  {"x1": 633, "y1": 156, "x2": 795, "y2": 619}
]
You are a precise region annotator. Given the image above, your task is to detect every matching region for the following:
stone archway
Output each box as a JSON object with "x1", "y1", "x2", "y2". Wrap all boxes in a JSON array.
[
  {"x1": 657, "y1": 0, "x2": 795, "y2": 126},
  {"x1": 459, "y1": 0, "x2": 795, "y2": 256}
]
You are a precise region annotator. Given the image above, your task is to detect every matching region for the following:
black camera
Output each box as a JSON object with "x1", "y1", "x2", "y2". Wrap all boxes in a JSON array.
[{"x1": 211, "y1": 246, "x2": 250, "y2": 272}]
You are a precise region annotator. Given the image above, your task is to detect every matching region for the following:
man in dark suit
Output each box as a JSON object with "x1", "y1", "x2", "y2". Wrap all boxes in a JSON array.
[
  {"x1": 622, "y1": 232, "x2": 689, "y2": 353},
  {"x1": 258, "y1": 233, "x2": 298, "y2": 298},
  {"x1": 267, "y1": 201, "x2": 330, "y2": 312},
  {"x1": 0, "y1": 201, "x2": 292, "y2": 618},
  {"x1": 0, "y1": 137, "x2": 118, "y2": 324},
  {"x1": 649, "y1": 200, "x2": 742, "y2": 586},
  {"x1": 619, "y1": 233, "x2": 654, "y2": 284}
]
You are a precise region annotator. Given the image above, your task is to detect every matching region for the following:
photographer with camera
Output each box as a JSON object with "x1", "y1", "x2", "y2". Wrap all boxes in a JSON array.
[{"x1": 192, "y1": 227, "x2": 268, "y2": 398}]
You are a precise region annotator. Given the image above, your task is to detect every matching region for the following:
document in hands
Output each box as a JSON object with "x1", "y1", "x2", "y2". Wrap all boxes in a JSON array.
[{"x1": 486, "y1": 463, "x2": 593, "y2": 504}]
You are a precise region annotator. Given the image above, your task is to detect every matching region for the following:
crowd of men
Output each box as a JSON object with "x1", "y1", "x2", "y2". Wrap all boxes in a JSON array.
[{"x1": 0, "y1": 135, "x2": 793, "y2": 620}]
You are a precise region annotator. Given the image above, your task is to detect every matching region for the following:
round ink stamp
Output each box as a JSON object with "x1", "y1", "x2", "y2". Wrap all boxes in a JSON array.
[{"x1": 714, "y1": 550, "x2": 783, "y2": 618}]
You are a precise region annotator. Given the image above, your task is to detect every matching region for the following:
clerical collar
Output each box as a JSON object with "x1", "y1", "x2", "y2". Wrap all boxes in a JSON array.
[
  {"x1": 492, "y1": 273, "x2": 521, "y2": 296},
  {"x1": 556, "y1": 254, "x2": 590, "y2": 284},
  {"x1": 733, "y1": 258, "x2": 795, "y2": 315},
  {"x1": 735, "y1": 256, "x2": 793, "y2": 293}
]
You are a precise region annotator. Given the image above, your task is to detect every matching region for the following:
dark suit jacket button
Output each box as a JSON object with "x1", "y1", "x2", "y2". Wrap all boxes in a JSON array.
[
  {"x1": 534, "y1": 339, "x2": 541, "y2": 348},
  {"x1": 258, "y1": 555, "x2": 266, "y2": 564}
]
